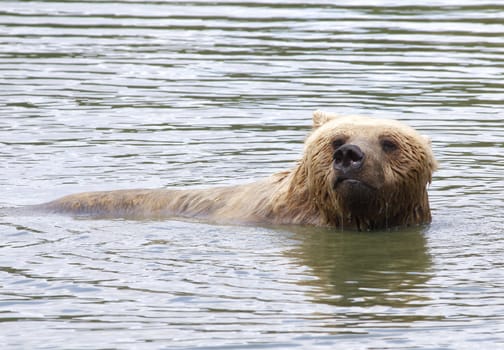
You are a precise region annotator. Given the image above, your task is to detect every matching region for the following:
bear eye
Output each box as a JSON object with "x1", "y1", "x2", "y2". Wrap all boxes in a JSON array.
[
  {"x1": 332, "y1": 138, "x2": 346, "y2": 149},
  {"x1": 381, "y1": 139, "x2": 398, "y2": 153}
]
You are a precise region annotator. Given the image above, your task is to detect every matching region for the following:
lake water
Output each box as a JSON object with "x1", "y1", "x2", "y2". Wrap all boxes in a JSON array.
[{"x1": 1, "y1": 1, "x2": 503, "y2": 349}]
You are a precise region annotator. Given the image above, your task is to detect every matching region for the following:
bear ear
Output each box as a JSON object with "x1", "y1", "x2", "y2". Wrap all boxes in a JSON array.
[
  {"x1": 312, "y1": 110, "x2": 340, "y2": 129},
  {"x1": 422, "y1": 135, "x2": 432, "y2": 146}
]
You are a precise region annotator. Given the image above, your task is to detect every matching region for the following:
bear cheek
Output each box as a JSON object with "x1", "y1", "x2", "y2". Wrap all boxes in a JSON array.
[
  {"x1": 305, "y1": 147, "x2": 336, "y2": 189},
  {"x1": 382, "y1": 156, "x2": 426, "y2": 196},
  {"x1": 383, "y1": 162, "x2": 412, "y2": 194}
]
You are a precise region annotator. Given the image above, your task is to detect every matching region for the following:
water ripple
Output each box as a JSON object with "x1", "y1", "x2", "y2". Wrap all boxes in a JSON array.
[{"x1": 1, "y1": 1, "x2": 503, "y2": 349}]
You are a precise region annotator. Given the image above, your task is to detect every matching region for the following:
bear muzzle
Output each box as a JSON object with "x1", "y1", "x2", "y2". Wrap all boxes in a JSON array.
[{"x1": 332, "y1": 143, "x2": 379, "y2": 192}]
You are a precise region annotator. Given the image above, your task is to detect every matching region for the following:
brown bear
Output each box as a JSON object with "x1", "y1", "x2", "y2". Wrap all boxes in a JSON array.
[{"x1": 38, "y1": 111, "x2": 437, "y2": 230}]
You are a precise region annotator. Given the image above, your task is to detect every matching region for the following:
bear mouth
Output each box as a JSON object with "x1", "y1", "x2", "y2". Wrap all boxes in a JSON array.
[
  {"x1": 333, "y1": 175, "x2": 380, "y2": 221},
  {"x1": 334, "y1": 176, "x2": 377, "y2": 191}
]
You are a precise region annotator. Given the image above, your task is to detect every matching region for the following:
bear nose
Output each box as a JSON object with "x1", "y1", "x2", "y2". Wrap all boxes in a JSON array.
[{"x1": 333, "y1": 144, "x2": 364, "y2": 172}]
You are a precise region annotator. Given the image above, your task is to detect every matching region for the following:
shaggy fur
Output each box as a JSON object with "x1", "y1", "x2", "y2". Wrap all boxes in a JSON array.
[{"x1": 38, "y1": 111, "x2": 437, "y2": 230}]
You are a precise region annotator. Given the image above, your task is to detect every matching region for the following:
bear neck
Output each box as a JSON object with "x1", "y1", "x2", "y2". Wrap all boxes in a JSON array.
[
  {"x1": 269, "y1": 162, "x2": 341, "y2": 226},
  {"x1": 386, "y1": 186, "x2": 432, "y2": 228}
]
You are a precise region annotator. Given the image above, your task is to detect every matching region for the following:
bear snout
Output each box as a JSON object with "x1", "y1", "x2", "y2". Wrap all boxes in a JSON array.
[{"x1": 333, "y1": 144, "x2": 365, "y2": 174}]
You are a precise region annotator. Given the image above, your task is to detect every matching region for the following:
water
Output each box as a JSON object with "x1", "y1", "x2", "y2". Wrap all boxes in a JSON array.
[{"x1": 1, "y1": 1, "x2": 503, "y2": 349}]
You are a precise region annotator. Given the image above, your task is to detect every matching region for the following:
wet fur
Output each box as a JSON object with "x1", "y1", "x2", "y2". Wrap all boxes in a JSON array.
[{"x1": 38, "y1": 111, "x2": 437, "y2": 230}]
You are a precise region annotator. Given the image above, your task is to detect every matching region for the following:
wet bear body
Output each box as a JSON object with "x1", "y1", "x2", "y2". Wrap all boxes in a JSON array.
[{"x1": 40, "y1": 111, "x2": 437, "y2": 230}]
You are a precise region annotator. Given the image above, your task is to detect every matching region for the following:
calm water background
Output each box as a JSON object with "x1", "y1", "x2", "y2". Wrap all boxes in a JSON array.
[{"x1": 1, "y1": 1, "x2": 503, "y2": 349}]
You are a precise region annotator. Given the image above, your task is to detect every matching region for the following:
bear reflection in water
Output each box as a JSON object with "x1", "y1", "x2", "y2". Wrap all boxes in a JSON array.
[
  {"x1": 286, "y1": 225, "x2": 433, "y2": 312},
  {"x1": 38, "y1": 111, "x2": 437, "y2": 231}
]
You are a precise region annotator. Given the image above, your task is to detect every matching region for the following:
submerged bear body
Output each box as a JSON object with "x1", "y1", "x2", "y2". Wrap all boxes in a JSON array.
[{"x1": 39, "y1": 111, "x2": 437, "y2": 230}]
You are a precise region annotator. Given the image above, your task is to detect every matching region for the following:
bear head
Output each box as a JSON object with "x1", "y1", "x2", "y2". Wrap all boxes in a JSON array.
[{"x1": 300, "y1": 110, "x2": 437, "y2": 230}]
